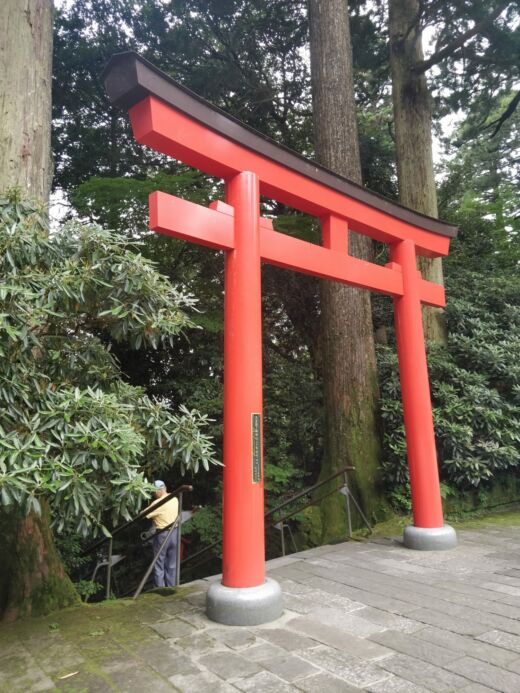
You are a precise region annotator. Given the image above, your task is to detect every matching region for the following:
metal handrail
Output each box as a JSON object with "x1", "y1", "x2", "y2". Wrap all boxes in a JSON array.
[
  {"x1": 181, "y1": 465, "x2": 357, "y2": 570},
  {"x1": 83, "y1": 484, "x2": 193, "y2": 556},
  {"x1": 83, "y1": 484, "x2": 192, "y2": 600},
  {"x1": 265, "y1": 466, "x2": 355, "y2": 520}
]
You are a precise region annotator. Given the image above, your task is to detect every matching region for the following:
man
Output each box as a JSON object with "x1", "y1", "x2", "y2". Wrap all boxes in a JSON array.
[{"x1": 145, "y1": 480, "x2": 179, "y2": 588}]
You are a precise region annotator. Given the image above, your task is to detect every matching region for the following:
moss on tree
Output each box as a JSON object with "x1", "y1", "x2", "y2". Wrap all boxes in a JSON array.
[{"x1": 0, "y1": 502, "x2": 79, "y2": 622}]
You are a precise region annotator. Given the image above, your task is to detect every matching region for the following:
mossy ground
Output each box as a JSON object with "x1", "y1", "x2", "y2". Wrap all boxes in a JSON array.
[
  {"x1": 352, "y1": 504, "x2": 520, "y2": 541},
  {"x1": 0, "y1": 586, "x2": 198, "y2": 691}
]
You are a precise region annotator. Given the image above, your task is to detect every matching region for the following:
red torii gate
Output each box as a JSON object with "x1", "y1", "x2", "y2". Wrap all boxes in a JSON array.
[{"x1": 103, "y1": 53, "x2": 458, "y2": 626}]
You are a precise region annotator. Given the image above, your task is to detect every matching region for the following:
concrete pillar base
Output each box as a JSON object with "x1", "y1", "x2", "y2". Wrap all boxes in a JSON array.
[
  {"x1": 403, "y1": 524, "x2": 457, "y2": 551},
  {"x1": 206, "y1": 577, "x2": 283, "y2": 626}
]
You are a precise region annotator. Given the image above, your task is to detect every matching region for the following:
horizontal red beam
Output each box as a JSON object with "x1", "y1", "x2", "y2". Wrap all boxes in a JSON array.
[
  {"x1": 150, "y1": 192, "x2": 445, "y2": 307},
  {"x1": 131, "y1": 97, "x2": 450, "y2": 259}
]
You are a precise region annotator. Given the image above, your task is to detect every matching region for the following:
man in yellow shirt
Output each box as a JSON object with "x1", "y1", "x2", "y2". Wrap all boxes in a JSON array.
[{"x1": 145, "y1": 480, "x2": 179, "y2": 588}]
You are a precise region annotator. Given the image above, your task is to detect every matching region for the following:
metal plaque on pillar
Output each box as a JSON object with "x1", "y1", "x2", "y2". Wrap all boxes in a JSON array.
[{"x1": 251, "y1": 413, "x2": 262, "y2": 483}]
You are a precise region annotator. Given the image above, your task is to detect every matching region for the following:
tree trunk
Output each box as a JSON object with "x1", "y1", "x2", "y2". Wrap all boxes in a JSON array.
[
  {"x1": 0, "y1": 0, "x2": 77, "y2": 621},
  {"x1": 308, "y1": 0, "x2": 384, "y2": 539},
  {"x1": 0, "y1": 502, "x2": 78, "y2": 622},
  {"x1": 0, "y1": 0, "x2": 54, "y2": 199},
  {"x1": 389, "y1": 0, "x2": 447, "y2": 343}
]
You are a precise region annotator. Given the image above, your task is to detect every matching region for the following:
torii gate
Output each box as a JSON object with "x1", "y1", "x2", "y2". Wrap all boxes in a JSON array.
[{"x1": 103, "y1": 52, "x2": 458, "y2": 626}]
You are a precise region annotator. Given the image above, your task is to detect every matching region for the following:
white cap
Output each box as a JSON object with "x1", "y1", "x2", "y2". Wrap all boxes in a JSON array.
[{"x1": 154, "y1": 480, "x2": 166, "y2": 489}]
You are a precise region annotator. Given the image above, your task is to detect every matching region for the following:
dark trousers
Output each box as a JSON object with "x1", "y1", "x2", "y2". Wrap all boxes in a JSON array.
[{"x1": 152, "y1": 527, "x2": 178, "y2": 587}]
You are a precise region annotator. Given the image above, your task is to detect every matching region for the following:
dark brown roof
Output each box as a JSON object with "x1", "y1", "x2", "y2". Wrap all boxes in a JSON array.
[{"x1": 102, "y1": 51, "x2": 457, "y2": 239}]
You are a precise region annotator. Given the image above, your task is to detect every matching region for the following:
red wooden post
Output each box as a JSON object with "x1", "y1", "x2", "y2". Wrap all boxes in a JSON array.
[
  {"x1": 222, "y1": 171, "x2": 266, "y2": 587},
  {"x1": 391, "y1": 239, "x2": 456, "y2": 549}
]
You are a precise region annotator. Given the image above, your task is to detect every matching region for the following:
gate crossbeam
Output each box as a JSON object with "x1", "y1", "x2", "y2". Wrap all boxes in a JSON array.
[{"x1": 151, "y1": 191, "x2": 445, "y2": 307}]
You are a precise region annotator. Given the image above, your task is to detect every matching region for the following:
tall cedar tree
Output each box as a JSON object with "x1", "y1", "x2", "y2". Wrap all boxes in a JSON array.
[
  {"x1": 308, "y1": 0, "x2": 383, "y2": 537},
  {"x1": 0, "y1": 0, "x2": 79, "y2": 619},
  {"x1": 388, "y1": 0, "x2": 514, "y2": 343}
]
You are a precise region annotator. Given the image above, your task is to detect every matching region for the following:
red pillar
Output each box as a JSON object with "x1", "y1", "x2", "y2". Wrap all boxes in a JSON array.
[
  {"x1": 391, "y1": 239, "x2": 444, "y2": 528},
  {"x1": 222, "y1": 171, "x2": 265, "y2": 587}
]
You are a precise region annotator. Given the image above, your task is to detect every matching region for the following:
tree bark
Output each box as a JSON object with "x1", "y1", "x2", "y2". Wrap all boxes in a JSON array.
[
  {"x1": 389, "y1": 0, "x2": 447, "y2": 343},
  {"x1": 0, "y1": 0, "x2": 54, "y2": 199},
  {"x1": 308, "y1": 0, "x2": 384, "y2": 538},
  {"x1": 0, "y1": 503, "x2": 78, "y2": 622},
  {"x1": 0, "y1": 0, "x2": 77, "y2": 621}
]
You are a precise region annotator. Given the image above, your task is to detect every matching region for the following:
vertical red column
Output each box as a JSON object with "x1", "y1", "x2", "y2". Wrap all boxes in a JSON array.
[
  {"x1": 222, "y1": 171, "x2": 265, "y2": 587},
  {"x1": 391, "y1": 239, "x2": 444, "y2": 529}
]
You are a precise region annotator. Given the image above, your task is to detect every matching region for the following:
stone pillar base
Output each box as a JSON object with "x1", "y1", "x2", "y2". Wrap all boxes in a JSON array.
[
  {"x1": 206, "y1": 578, "x2": 282, "y2": 626},
  {"x1": 403, "y1": 524, "x2": 457, "y2": 551}
]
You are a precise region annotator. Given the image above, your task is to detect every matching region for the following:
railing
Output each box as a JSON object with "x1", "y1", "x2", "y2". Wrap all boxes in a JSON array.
[
  {"x1": 83, "y1": 467, "x2": 372, "y2": 599},
  {"x1": 181, "y1": 465, "x2": 371, "y2": 574},
  {"x1": 83, "y1": 484, "x2": 192, "y2": 600}
]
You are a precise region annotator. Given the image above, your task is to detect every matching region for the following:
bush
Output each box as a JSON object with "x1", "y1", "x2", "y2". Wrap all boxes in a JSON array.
[{"x1": 378, "y1": 269, "x2": 520, "y2": 495}]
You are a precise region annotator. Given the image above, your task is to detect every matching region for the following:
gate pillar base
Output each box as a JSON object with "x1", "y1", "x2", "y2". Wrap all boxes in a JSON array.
[
  {"x1": 206, "y1": 578, "x2": 282, "y2": 626},
  {"x1": 403, "y1": 524, "x2": 457, "y2": 551}
]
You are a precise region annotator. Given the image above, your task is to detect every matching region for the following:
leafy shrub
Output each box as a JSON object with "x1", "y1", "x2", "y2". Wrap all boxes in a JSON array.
[
  {"x1": 378, "y1": 269, "x2": 520, "y2": 493},
  {"x1": 0, "y1": 194, "x2": 218, "y2": 537}
]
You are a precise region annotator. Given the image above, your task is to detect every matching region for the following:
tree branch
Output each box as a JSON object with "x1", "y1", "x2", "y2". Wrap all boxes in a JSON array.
[
  {"x1": 482, "y1": 90, "x2": 520, "y2": 137},
  {"x1": 413, "y1": 1, "x2": 511, "y2": 74}
]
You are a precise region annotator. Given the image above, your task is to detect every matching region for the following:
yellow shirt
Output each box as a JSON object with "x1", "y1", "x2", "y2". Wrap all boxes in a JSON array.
[{"x1": 145, "y1": 496, "x2": 179, "y2": 530}]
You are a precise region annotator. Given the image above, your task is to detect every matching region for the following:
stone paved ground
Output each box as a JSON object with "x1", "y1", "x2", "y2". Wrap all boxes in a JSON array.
[{"x1": 3, "y1": 518, "x2": 520, "y2": 692}]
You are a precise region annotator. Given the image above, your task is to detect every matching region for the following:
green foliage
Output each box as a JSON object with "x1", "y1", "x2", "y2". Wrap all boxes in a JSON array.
[
  {"x1": 74, "y1": 579, "x2": 103, "y2": 600},
  {"x1": 183, "y1": 504, "x2": 222, "y2": 549},
  {"x1": 379, "y1": 268, "x2": 520, "y2": 494},
  {"x1": 0, "y1": 194, "x2": 218, "y2": 536},
  {"x1": 72, "y1": 170, "x2": 214, "y2": 237}
]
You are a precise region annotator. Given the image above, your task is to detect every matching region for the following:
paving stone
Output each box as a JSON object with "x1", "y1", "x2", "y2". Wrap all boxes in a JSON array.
[
  {"x1": 287, "y1": 617, "x2": 393, "y2": 661},
  {"x1": 481, "y1": 581, "x2": 520, "y2": 597},
  {"x1": 258, "y1": 653, "x2": 319, "y2": 682},
  {"x1": 105, "y1": 661, "x2": 175, "y2": 692},
  {"x1": 211, "y1": 627, "x2": 257, "y2": 650},
  {"x1": 198, "y1": 650, "x2": 262, "y2": 680},
  {"x1": 174, "y1": 629, "x2": 224, "y2": 657},
  {"x1": 297, "y1": 644, "x2": 390, "y2": 688},
  {"x1": 302, "y1": 575, "x2": 419, "y2": 616},
  {"x1": 54, "y1": 670, "x2": 112, "y2": 691},
  {"x1": 234, "y1": 670, "x2": 299, "y2": 692},
  {"x1": 505, "y1": 657, "x2": 520, "y2": 674},
  {"x1": 185, "y1": 591, "x2": 207, "y2": 608},
  {"x1": 379, "y1": 653, "x2": 470, "y2": 692},
  {"x1": 254, "y1": 628, "x2": 320, "y2": 652},
  {"x1": 71, "y1": 635, "x2": 126, "y2": 663},
  {"x1": 0, "y1": 650, "x2": 54, "y2": 691},
  {"x1": 445, "y1": 655, "x2": 520, "y2": 692},
  {"x1": 477, "y1": 628, "x2": 520, "y2": 653},
  {"x1": 135, "y1": 641, "x2": 200, "y2": 678},
  {"x1": 280, "y1": 592, "x2": 315, "y2": 614},
  {"x1": 29, "y1": 643, "x2": 85, "y2": 677},
  {"x1": 280, "y1": 579, "x2": 365, "y2": 612},
  {"x1": 369, "y1": 630, "x2": 460, "y2": 666},
  {"x1": 169, "y1": 669, "x2": 237, "y2": 692},
  {"x1": 413, "y1": 626, "x2": 518, "y2": 667},
  {"x1": 243, "y1": 642, "x2": 288, "y2": 661},
  {"x1": 357, "y1": 607, "x2": 423, "y2": 634},
  {"x1": 406, "y1": 607, "x2": 488, "y2": 636},
  {"x1": 295, "y1": 671, "x2": 363, "y2": 692},
  {"x1": 365, "y1": 674, "x2": 432, "y2": 693},
  {"x1": 160, "y1": 598, "x2": 196, "y2": 615},
  {"x1": 177, "y1": 607, "x2": 212, "y2": 630},
  {"x1": 309, "y1": 607, "x2": 386, "y2": 637},
  {"x1": 151, "y1": 618, "x2": 197, "y2": 639},
  {"x1": 134, "y1": 604, "x2": 172, "y2": 625}
]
